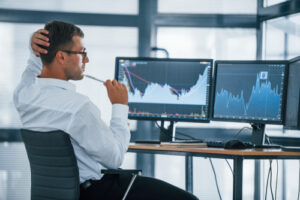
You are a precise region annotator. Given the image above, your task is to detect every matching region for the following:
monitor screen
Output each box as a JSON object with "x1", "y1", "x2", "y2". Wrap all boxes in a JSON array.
[
  {"x1": 212, "y1": 61, "x2": 288, "y2": 124},
  {"x1": 115, "y1": 57, "x2": 213, "y2": 122}
]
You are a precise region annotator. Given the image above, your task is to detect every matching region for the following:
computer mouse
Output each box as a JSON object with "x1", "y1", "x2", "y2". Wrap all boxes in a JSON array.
[{"x1": 224, "y1": 139, "x2": 247, "y2": 149}]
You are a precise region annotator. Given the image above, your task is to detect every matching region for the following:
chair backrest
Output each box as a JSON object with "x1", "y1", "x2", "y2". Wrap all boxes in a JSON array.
[{"x1": 21, "y1": 129, "x2": 80, "y2": 200}]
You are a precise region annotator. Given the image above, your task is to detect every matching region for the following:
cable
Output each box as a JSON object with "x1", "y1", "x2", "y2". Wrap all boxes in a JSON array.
[
  {"x1": 266, "y1": 134, "x2": 272, "y2": 145},
  {"x1": 209, "y1": 158, "x2": 223, "y2": 200},
  {"x1": 154, "y1": 121, "x2": 180, "y2": 140},
  {"x1": 269, "y1": 160, "x2": 274, "y2": 200},
  {"x1": 225, "y1": 159, "x2": 233, "y2": 176},
  {"x1": 266, "y1": 133, "x2": 279, "y2": 200},
  {"x1": 275, "y1": 160, "x2": 278, "y2": 200},
  {"x1": 154, "y1": 121, "x2": 200, "y2": 141},
  {"x1": 154, "y1": 121, "x2": 186, "y2": 140},
  {"x1": 151, "y1": 47, "x2": 170, "y2": 58},
  {"x1": 234, "y1": 127, "x2": 252, "y2": 139},
  {"x1": 298, "y1": 160, "x2": 300, "y2": 200},
  {"x1": 266, "y1": 136, "x2": 277, "y2": 200},
  {"x1": 176, "y1": 130, "x2": 198, "y2": 140},
  {"x1": 265, "y1": 161, "x2": 271, "y2": 200}
]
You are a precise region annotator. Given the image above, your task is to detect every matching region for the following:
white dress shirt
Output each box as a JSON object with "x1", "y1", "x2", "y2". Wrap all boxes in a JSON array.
[{"x1": 14, "y1": 50, "x2": 131, "y2": 183}]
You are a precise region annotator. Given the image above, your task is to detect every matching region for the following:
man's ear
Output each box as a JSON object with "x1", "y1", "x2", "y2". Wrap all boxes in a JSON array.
[{"x1": 56, "y1": 51, "x2": 65, "y2": 64}]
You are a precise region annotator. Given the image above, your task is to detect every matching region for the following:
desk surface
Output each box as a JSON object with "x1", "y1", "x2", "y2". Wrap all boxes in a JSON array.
[
  {"x1": 128, "y1": 144, "x2": 300, "y2": 158},
  {"x1": 128, "y1": 143, "x2": 300, "y2": 200}
]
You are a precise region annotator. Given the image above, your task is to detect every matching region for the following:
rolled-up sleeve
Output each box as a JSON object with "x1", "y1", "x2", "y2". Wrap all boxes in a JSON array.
[{"x1": 14, "y1": 49, "x2": 42, "y2": 111}]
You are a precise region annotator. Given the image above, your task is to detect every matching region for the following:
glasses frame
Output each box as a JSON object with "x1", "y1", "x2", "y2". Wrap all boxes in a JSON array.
[{"x1": 61, "y1": 48, "x2": 87, "y2": 59}]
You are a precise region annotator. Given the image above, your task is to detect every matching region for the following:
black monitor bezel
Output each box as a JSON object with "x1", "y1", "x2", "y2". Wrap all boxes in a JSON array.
[
  {"x1": 283, "y1": 56, "x2": 300, "y2": 129},
  {"x1": 212, "y1": 60, "x2": 289, "y2": 125},
  {"x1": 115, "y1": 57, "x2": 213, "y2": 123}
]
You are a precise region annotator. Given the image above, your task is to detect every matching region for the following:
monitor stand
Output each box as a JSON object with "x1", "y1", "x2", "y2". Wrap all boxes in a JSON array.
[
  {"x1": 251, "y1": 123, "x2": 266, "y2": 145},
  {"x1": 159, "y1": 120, "x2": 176, "y2": 142}
]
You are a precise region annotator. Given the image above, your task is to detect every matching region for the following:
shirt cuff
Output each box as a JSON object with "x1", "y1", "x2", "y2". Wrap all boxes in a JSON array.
[{"x1": 112, "y1": 104, "x2": 129, "y2": 120}]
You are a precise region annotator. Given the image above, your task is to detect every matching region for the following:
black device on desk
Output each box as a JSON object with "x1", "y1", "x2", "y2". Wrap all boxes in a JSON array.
[
  {"x1": 212, "y1": 60, "x2": 289, "y2": 146},
  {"x1": 115, "y1": 57, "x2": 213, "y2": 142},
  {"x1": 281, "y1": 146, "x2": 300, "y2": 152},
  {"x1": 224, "y1": 140, "x2": 252, "y2": 149},
  {"x1": 206, "y1": 140, "x2": 281, "y2": 149},
  {"x1": 170, "y1": 139, "x2": 204, "y2": 143},
  {"x1": 134, "y1": 140, "x2": 161, "y2": 144},
  {"x1": 205, "y1": 140, "x2": 252, "y2": 149}
]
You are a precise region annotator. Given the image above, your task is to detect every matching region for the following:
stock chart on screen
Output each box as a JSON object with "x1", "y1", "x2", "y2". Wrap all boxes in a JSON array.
[
  {"x1": 213, "y1": 62, "x2": 287, "y2": 123},
  {"x1": 115, "y1": 58, "x2": 212, "y2": 122}
]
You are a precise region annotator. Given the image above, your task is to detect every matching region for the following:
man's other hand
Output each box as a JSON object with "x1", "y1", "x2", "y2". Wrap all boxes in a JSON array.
[
  {"x1": 31, "y1": 29, "x2": 50, "y2": 57},
  {"x1": 104, "y1": 80, "x2": 128, "y2": 105}
]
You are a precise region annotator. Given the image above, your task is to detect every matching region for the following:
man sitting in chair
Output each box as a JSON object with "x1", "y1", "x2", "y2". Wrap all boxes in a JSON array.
[{"x1": 14, "y1": 20, "x2": 198, "y2": 200}]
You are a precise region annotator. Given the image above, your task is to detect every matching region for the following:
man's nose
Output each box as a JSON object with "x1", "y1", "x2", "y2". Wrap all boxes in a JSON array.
[{"x1": 83, "y1": 56, "x2": 89, "y2": 63}]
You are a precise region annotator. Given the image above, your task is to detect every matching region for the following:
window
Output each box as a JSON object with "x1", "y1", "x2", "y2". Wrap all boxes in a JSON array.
[
  {"x1": 0, "y1": 22, "x2": 41, "y2": 128},
  {"x1": 158, "y1": 0, "x2": 257, "y2": 14},
  {"x1": 263, "y1": 18, "x2": 286, "y2": 60},
  {"x1": 263, "y1": 13, "x2": 300, "y2": 60},
  {"x1": 157, "y1": 27, "x2": 256, "y2": 60},
  {"x1": 264, "y1": 0, "x2": 288, "y2": 7},
  {"x1": 0, "y1": 0, "x2": 138, "y2": 14}
]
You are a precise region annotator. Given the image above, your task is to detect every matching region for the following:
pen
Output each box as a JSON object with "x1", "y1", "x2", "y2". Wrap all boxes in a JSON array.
[{"x1": 84, "y1": 74, "x2": 105, "y2": 83}]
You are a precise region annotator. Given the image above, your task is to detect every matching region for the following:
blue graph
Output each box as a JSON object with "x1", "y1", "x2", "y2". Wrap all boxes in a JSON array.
[
  {"x1": 214, "y1": 73, "x2": 281, "y2": 119},
  {"x1": 122, "y1": 67, "x2": 209, "y2": 105}
]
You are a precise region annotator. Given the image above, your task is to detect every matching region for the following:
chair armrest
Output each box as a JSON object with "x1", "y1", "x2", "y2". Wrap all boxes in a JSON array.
[{"x1": 101, "y1": 169, "x2": 142, "y2": 175}]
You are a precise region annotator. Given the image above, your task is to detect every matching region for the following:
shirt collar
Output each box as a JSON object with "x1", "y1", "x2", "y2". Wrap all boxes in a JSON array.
[{"x1": 36, "y1": 78, "x2": 76, "y2": 91}]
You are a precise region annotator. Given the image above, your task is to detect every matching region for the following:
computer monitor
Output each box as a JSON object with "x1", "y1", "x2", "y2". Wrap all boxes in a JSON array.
[
  {"x1": 115, "y1": 57, "x2": 213, "y2": 140},
  {"x1": 284, "y1": 56, "x2": 300, "y2": 130},
  {"x1": 212, "y1": 61, "x2": 289, "y2": 144}
]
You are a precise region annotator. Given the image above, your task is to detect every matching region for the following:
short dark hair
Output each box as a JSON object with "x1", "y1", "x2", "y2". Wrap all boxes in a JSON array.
[{"x1": 39, "y1": 20, "x2": 84, "y2": 65}]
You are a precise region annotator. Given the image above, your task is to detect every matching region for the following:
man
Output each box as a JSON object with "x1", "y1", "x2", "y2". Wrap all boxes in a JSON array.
[{"x1": 14, "y1": 20, "x2": 198, "y2": 200}]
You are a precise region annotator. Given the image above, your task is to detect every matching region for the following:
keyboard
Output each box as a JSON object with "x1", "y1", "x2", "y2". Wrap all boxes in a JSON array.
[
  {"x1": 205, "y1": 141, "x2": 226, "y2": 148},
  {"x1": 134, "y1": 140, "x2": 161, "y2": 144},
  {"x1": 205, "y1": 140, "x2": 254, "y2": 149},
  {"x1": 171, "y1": 139, "x2": 204, "y2": 143}
]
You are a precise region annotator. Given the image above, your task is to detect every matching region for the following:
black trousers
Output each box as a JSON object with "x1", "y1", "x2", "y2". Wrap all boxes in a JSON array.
[{"x1": 80, "y1": 174, "x2": 198, "y2": 200}]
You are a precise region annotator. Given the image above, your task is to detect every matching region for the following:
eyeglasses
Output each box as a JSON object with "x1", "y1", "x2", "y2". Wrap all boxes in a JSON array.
[{"x1": 61, "y1": 48, "x2": 87, "y2": 59}]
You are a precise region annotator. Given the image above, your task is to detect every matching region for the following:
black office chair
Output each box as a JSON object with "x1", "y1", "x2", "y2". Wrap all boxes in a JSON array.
[
  {"x1": 21, "y1": 129, "x2": 141, "y2": 200},
  {"x1": 21, "y1": 129, "x2": 80, "y2": 200}
]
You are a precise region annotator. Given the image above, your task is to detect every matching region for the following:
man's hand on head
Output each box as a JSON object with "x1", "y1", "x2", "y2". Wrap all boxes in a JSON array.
[
  {"x1": 104, "y1": 80, "x2": 128, "y2": 105},
  {"x1": 31, "y1": 29, "x2": 50, "y2": 57}
]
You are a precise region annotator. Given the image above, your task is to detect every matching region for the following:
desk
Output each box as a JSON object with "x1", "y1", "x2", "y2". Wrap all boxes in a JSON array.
[{"x1": 128, "y1": 144, "x2": 300, "y2": 200}]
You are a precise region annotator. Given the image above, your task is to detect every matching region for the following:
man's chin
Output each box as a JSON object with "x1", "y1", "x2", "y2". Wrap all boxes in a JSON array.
[
  {"x1": 70, "y1": 74, "x2": 84, "y2": 81},
  {"x1": 78, "y1": 74, "x2": 84, "y2": 80}
]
